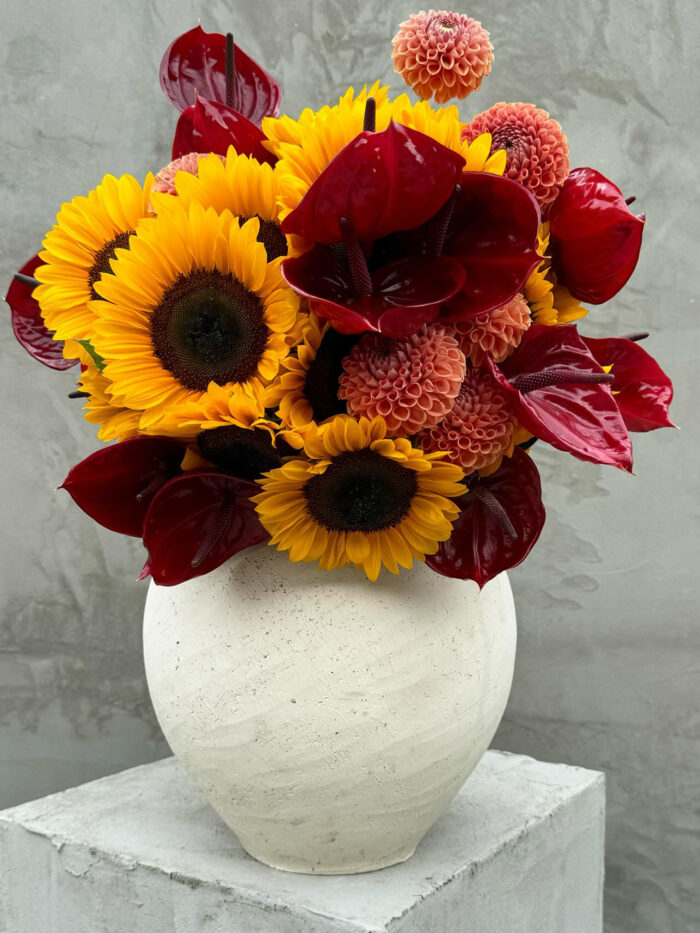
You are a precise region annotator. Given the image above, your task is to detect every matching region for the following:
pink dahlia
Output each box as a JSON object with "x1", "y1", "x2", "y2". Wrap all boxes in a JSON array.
[
  {"x1": 338, "y1": 324, "x2": 466, "y2": 437},
  {"x1": 392, "y1": 10, "x2": 493, "y2": 104},
  {"x1": 450, "y1": 294, "x2": 531, "y2": 366},
  {"x1": 152, "y1": 152, "x2": 209, "y2": 195},
  {"x1": 419, "y1": 367, "x2": 516, "y2": 473},
  {"x1": 462, "y1": 102, "x2": 570, "y2": 209}
]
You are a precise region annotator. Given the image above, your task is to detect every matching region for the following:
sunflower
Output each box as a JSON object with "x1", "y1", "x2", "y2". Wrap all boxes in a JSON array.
[
  {"x1": 77, "y1": 357, "x2": 142, "y2": 442},
  {"x1": 156, "y1": 148, "x2": 291, "y2": 262},
  {"x1": 90, "y1": 201, "x2": 303, "y2": 437},
  {"x1": 263, "y1": 83, "x2": 506, "y2": 225},
  {"x1": 33, "y1": 173, "x2": 154, "y2": 354},
  {"x1": 525, "y1": 226, "x2": 588, "y2": 325},
  {"x1": 253, "y1": 415, "x2": 465, "y2": 580},
  {"x1": 265, "y1": 314, "x2": 361, "y2": 436}
]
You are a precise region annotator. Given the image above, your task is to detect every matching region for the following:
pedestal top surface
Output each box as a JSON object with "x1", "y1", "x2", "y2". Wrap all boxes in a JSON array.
[{"x1": 0, "y1": 750, "x2": 603, "y2": 931}]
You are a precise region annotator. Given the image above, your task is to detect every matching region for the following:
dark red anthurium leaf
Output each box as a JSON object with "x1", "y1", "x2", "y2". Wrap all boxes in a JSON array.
[
  {"x1": 60, "y1": 437, "x2": 186, "y2": 537},
  {"x1": 281, "y1": 250, "x2": 465, "y2": 337},
  {"x1": 426, "y1": 449, "x2": 546, "y2": 587},
  {"x1": 6, "y1": 255, "x2": 77, "y2": 371},
  {"x1": 159, "y1": 25, "x2": 280, "y2": 124},
  {"x1": 549, "y1": 167, "x2": 645, "y2": 304},
  {"x1": 489, "y1": 324, "x2": 634, "y2": 471},
  {"x1": 281, "y1": 122, "x2": 465, "y2": 244},
  {"x1": 141, "y1": 471, "x2": 269, "y2": 586},
  {"x1": 582, "y1": 335, "x2": 675, "y2": 432},
  {"x1": 172, "y1": 96, "x2": 276, "y2": 164},
  {"x1": 439, "y1": 172, "x2": 541, "y2": 322}
]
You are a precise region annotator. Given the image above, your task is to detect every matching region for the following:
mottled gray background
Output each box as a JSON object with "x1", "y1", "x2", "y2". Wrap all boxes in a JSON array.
[{"x1": 1, "y1": 0, "x2": 698, "y2": 929}]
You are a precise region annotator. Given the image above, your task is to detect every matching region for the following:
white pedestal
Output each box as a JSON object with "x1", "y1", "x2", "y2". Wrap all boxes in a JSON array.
[{"x1": 0, "y1": 751, "x2": 604, "y2": 933}]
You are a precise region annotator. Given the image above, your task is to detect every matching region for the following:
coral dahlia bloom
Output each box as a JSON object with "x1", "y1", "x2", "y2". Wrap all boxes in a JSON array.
[
  {"x1": 463, "y1": 102, "x2": 569, "y2": 209},
  {"x1": 450, "y1": 295, "x2": 531, "y2": 366},
  {"x1": 392, "y1": 10, "x2": 493, "y2": 104},
  {"x1": 152, "y1": 152, "x2": 208, "y2": 196},
  {"x1": 253, "y1": 415, "x2": 465, "y2": 580},
  {"x1": 339, "y1": 325, "x2": 466, "y2": 435},
  {"x1": 419, "y1": 367, "x2": 516, "y2": 473}
]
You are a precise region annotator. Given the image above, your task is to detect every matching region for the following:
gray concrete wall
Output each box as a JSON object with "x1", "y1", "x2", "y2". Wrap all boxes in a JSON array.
[{"x1": 0, "y1": 1, "x2": 697, "y2": 931}]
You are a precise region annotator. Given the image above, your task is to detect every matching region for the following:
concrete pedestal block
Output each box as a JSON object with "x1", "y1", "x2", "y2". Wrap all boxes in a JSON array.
[{"x1": 0, "y1": 751, "x2": 604, "y2": 933}]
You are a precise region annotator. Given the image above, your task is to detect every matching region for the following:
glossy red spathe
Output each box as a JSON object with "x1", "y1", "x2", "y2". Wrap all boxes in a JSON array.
[
  {"x1": 6, "y1": 255, "x2": 77, "y2": 371},
  {"x1": 60, "y1": 437, "x2": 186, "y2": 537},
  {"x1": 489, "y1": 324, "x2": 634, "y2": 471},
  {"x1": 583, "y1": 335, "x2": 675, "y2": 432},
  {"x1": 426, "y1": 448, "x2": 546, "y2": 586},
  {"x1": 281, "y1": 122, "x2": 466, "y2": 244},
  {"x1": 159, "y1": 25, "x2": 280, "y2": 124},
  {"x1": 281, "y1": 122, "x2": 540, "y2": 338},
  {"x1": 549, "y1": 167, "x2": 645, "y2": 304},
  {"x1": 172, "y1": 97, "x2": 276, "y2": 164},
  {"x1": 141, "y1": 471, "x2": 269, "y2": 586}
]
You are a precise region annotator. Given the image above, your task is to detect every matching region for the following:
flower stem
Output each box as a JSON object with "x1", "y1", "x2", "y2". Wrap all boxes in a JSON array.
[
  {"x1": 363, "y1": 97, "x2": 376, "y2": 133},
  {"x1": 225, "y1": 32, "x2": 237, "y2": 110}
]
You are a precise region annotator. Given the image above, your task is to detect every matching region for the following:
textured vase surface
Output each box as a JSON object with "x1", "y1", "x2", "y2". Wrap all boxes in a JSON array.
[{"x1": 143, "y1": 544, "x2": 517, "y2": 874}]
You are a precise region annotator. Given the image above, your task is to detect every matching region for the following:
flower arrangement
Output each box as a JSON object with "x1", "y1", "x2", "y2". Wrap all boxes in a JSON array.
[{"x1": 7, "y1": 13, "x2": 674, "y2": 587}]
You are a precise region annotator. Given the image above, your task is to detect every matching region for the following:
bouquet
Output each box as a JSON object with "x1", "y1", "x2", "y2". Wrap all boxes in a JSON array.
[{"x1": 7, "y1": 11, "x2": 674, "y2": 588}]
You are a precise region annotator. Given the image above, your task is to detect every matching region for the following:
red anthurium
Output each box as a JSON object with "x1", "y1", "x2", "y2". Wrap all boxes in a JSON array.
[
  {"x1": 282, "y1": 251, "x2": 465, "y2": 336},
  {"x1": 549, "y1": 167, "x2": 645, "y2": 304},
  {"x1": 60, "y1": 437, "x2": 186, "y2": 537},
  {"x1": 488, "y1": 324, "x2": 634, "y2": 471},
  {"x1": 582, "y1": 335, "x2": 675, "y2": 432},
  {"x1": 172, "y1": 97, "x2": 275, "y2": 164},
  {"x1": 426, "y1": 449, "x2": 546, "y2": 587},
  {"x1": 437, "y1": 172, "x2": 541, "y2": 322},
  {"x1": 281, "y1": 122, "x2": 466, "y2": 244},
  {"x1": 141, "y1": 471, "x2": 269, "y2": 586},
  {"x1": 281, "y1": 117, "x2": 540, "y2": 337},
  {"x1": 6, "y1": 255, "x2": 77, "y2": 370},
  {"x1": 159, "y1": 25, "x2": 280, "y2": 124}
]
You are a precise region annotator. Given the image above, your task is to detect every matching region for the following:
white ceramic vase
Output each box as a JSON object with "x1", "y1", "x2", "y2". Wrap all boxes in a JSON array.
[{"x1": 143, "y1": 543, "x2": 516, "y2": 875}]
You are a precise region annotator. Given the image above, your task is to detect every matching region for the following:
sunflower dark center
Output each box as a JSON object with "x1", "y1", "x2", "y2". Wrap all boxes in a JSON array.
[
  {"x1": 88, "y1": 230, "x2": 134, "y2": 299},
  {"x1": 304, "y1": 328, "x2": 360, "y2": 421},
  {"x1": 304, "y1": 449, "x2": 417, "y2": 533},
  {"x1": 197, "y1": 425, "x2": 293, "y2": 480},
  {"x1": 240, "y1": 215, "x2": 288, "y2": 261},
  {"x1": 150, "y1": 269, "x2": 268, "y2": 391}
]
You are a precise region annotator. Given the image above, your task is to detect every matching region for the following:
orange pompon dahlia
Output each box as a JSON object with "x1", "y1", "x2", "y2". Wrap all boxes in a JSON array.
[
  {"x1": 449, "y1": 295, "x2": 531, "y2": 366},
  {"x1": 338, "y1": 325, "x2": 466, "y2": 436},
  {"x1": 152, "y1": 152, "x2": 209, "y2": 196},
  {"x1": 462, "y1": 102, "x2": 569, "y2": 209},
  {"x1": 419, "y1": 367, "x2": 516, "y2": 473},
  {"x1": 392, "y1": 10, "x2": 493, "y2": 104}
]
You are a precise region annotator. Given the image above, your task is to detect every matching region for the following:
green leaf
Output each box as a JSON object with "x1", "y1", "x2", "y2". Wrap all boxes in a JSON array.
[{"x1": 76, "y1": 340, "x2": 106, "y2": 373}]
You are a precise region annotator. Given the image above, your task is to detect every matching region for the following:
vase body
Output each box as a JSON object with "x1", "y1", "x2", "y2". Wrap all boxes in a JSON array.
[{"x1": 143, "y1": 544, "x2": 516, "y2": 874}]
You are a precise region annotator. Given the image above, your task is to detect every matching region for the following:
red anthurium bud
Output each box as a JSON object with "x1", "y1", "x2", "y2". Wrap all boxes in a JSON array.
[
  {"x1": 172, "y1": 97, "x2": 276, "y2": 164},
  {"x1": 488, "y1": 324, "x2": 634, "y2": 471},
  {"x1": 142, "y1": 471, "x2": 269, "y2": 586},
  {"x1": 426, "y1": 448, "x2": 546, "y2": 587},
  {"x1": 159, "y1": 25, "x2": 280, "y2": 124},
  {"x1": 60, "y1": 437, "x2": 186, "y2": 537},
  {"x1": 281, "y1": 121, "x2": 465, "y2": 244},
  {"x1": 582, "y1": 335, "x2": 675, "y2": 432},
  {"x1": 549, "y1": 167, "x2": 645, "y2": 304},
  {"x1": 6, "y1": 255, "x2": 77, "y2": 370}
]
